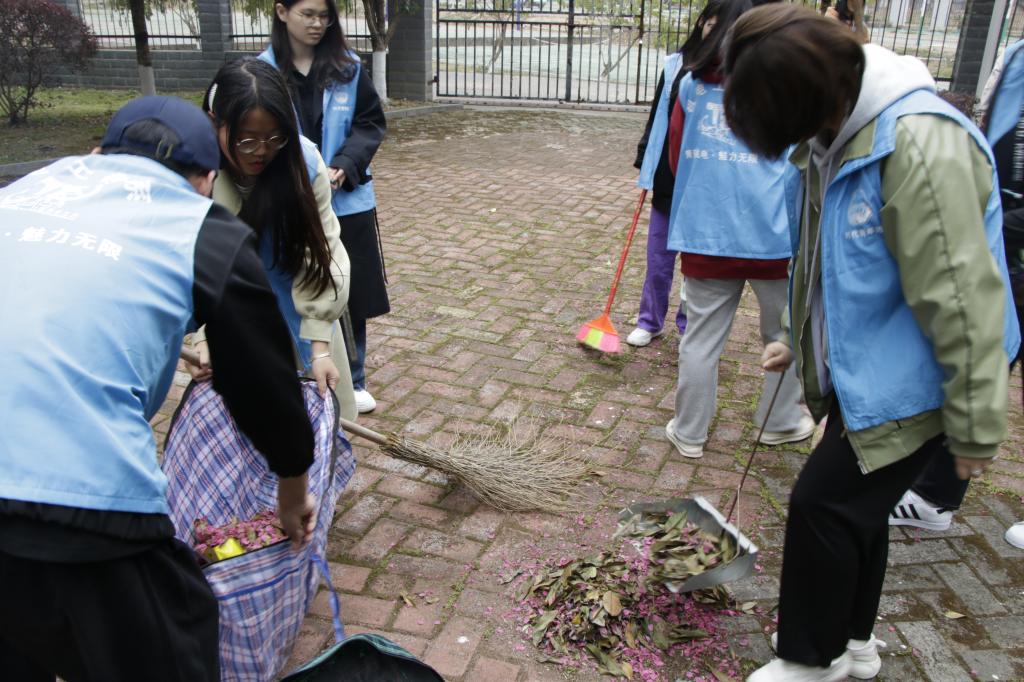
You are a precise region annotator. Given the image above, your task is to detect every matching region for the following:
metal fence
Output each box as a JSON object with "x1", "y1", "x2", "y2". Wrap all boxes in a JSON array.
[
  {"x1": 435, "y1": 0, "x2": 1024, "y2": 104},
  {"x1": 227, "y1": 0, "x2": 373, "y2": 51},
  {"x1": 436, "y1": 0, "x2": 694, "y2": 103},
  {"x1": 1002, "y1": 0, "x2": 1024, "y2": 52},
  {"x1": 857, "y1": 0, "x2": 968, "y2": 83},
  {"x1": 76, "y1": 0, "x2": 201, "y2": 49}
]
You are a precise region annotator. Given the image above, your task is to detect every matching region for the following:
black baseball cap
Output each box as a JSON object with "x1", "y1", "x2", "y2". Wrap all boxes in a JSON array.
[{"x1": 101, "y1": 95, "x2": 219, "y2": 171}]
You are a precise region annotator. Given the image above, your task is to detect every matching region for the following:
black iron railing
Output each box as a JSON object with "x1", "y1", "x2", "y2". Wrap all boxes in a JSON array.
[{"x1": 75, "y1": 0, "x2": 201, "y2": 49}]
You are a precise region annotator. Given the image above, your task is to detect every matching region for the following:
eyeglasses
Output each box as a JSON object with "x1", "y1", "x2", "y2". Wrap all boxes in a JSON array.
[
  {"x1": 292, "y1": 9, "x2": 333, "y2": 27},
  {"x1": 235, "y1": 135, "x2": 289, "y2": 155}
]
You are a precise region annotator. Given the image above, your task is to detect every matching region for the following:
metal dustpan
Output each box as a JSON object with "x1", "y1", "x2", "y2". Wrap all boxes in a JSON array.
[{"x1": 617, "y1": 496, "x2": 759, "y2": 593}]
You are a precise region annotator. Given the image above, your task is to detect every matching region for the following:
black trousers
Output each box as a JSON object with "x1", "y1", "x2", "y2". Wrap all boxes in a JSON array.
[
  {"x1": 0, "y1": 538, "x2": 219, "y2": 682},
  {"x1": 911, "y1": 447, "x2": 970, "y2": 509},
  {"x1": 775, "y1": 406, "x2": 942, "y2": 668}
]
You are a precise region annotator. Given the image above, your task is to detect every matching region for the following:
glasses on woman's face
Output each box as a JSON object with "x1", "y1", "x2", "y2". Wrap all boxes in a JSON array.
[
  {"x1": 293, "y1": 9, "x2": 333, "y2": 27},
  {"x1": 235, "y1": 135, "x2": 289, "y2": 155}
]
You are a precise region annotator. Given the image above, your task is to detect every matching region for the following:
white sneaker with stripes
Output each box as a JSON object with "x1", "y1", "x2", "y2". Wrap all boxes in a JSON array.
[{"x1": 889, "y1": 489, "x2": 952, "y2": 531}]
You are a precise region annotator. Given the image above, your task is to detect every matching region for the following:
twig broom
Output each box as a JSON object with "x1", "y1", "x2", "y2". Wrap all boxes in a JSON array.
[{"x1": 179, "y1": 348, "x2": 589, "y2": 512}]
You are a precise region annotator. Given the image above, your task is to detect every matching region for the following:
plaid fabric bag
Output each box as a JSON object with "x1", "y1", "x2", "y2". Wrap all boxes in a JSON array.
[{"x1": 163, "y1": 379, "x2": 355, "y2": 682}]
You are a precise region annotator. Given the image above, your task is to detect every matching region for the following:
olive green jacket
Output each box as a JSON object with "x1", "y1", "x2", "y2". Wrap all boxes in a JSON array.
[{"x1": 786, "y1": 112, "x2": 1012, "y2": 472}]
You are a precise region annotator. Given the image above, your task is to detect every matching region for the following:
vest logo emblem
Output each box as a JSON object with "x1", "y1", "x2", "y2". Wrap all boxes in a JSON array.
[
  {"x1": 698, "y1": 101, "x2": 735, "y2": 146},
  {"x1": 847, "y1": 189, "x2": 874, "y2": 226}
]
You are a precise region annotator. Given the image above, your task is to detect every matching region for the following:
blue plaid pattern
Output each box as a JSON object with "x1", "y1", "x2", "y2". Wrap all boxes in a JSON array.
[{"x1": 163, "y1": 380, "x2": 356, "y2": 682}]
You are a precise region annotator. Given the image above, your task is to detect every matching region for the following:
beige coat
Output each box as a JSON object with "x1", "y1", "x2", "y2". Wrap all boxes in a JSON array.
[{"x1": 193, "y1": 150, "x2": 357, "y2": 421}]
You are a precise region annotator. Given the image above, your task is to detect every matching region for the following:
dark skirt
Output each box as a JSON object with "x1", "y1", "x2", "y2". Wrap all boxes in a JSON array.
[{"x1": 338, "y1": 208, "x2": 390, "y2": 320}]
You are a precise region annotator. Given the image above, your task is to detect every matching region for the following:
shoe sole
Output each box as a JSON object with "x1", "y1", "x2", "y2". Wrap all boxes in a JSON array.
[
  {"x1": 1006, "y1": 533, "x2": 1024, "y2": 549},
  {"x1": 888, "y1": 516, "x2": 951, "y2": 532},
  {"x1": 758, "y1": 425, "x2": 816, "y2": 446},
  {"x1": 665, "y1": 422, "x2": 703, "y2": 458}
]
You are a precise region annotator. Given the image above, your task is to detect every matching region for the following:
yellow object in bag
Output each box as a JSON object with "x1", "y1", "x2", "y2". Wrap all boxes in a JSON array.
[{"x1": 213, "y1": 537, "x2": 246, "y2": 561}]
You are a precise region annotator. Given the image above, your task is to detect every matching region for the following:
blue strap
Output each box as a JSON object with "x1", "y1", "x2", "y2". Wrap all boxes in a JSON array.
[{"x1": 311, "y1": 554, "x2": 345, "y2": 642}]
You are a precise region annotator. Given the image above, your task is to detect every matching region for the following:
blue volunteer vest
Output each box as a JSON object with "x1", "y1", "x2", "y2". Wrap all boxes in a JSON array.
[
  {"x1": 258, "y1": 136, "x2": 325, "y2": 371},
  {"x1": 986, "y1": 39, "x2": 1024, "y2": 147},
  {"x1": 0, "y1": 155, "x2": 211, "y2": 514},
  {"x1": 260, "y1": 47, "x2": 377, "y2": 216},
  {"x1": 666, "y1": 74, "x2": 793, "y2": 259},
  {"x1": 809, "y1": 89, "x2": 1021, "y2": 432},
  {"x1": 637, "y1": 52, "x2": 683, "y2": 190}
]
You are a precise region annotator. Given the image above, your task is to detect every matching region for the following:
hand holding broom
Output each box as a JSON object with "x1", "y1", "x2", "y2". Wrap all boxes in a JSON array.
[{"x1": 179, "y1": 348, "x2": 589, "y2": 513}]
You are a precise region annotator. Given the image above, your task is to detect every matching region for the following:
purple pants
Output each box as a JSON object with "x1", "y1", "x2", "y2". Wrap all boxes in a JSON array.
[{"x1": 637, "y1": 205, "x2": 687, "y2": 334}]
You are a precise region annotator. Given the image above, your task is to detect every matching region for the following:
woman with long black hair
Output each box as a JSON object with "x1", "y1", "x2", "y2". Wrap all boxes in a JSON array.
[
  {"x1": 262, "y1": 0, "x2": 388, "y2": 414},
  {"x1": 189, "y1": 56, "x2": 357, "y2": 421},
  {"x1": 626, "y1": 7, "x2": 716, "y2": 348}
]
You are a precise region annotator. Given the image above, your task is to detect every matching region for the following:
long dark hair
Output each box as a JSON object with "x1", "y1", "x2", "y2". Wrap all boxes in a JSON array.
[
  {"x1": 271, "y1": 0, "x2": 358, "y2": 88},
  {"x1": 684, "y1": 0, "x2": 753, "y2": 77},
  {"x1": 666, "y1": 2, "x2": 718, "y2": 104},
  {"x1": 203, "y1": 57, "x2": 335, "y2": 297}
]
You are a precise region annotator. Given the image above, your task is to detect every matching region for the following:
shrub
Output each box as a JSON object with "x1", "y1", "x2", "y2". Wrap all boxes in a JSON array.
[
  {"x1": 0, "y1": 0, "x2": 97, "y2": 125},
  {"x1": 937, "y1": 90, "x2": 976, "y2": 119}
]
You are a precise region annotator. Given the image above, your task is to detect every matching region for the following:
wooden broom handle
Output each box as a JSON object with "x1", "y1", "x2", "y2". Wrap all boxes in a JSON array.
[{"x1": 178, "y1": 347, "x2": 388, "y2": 447}]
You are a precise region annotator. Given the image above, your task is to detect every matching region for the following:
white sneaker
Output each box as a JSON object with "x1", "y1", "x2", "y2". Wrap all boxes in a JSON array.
[
  {"x1": 846, "y1": 635, "x2": 887, "y2": 679},
  {"x1": 354, "y1": 388, "x2": 376, "y2": 414},
  {"x1": 889, "y1": 489, "x2": 952, "y2": 531},
  {"x1": 665, "y1": 419, "x2": 703, "y2": 458},
  {"x1": 770, "y1": 632, "x2": 883, "y2": 679},
  {"x1": 625, "y1": 327, "x2": 662, "y2": 347},
  {"x1": 747, "y1": 656, "x2": 851, "y2": 682},
  {"x1": 1005, "y1": 521, "x2": 1024, "y2": 549},
  {"x1": 759, "y1": 414, "x2": 817, "y2": 445}
]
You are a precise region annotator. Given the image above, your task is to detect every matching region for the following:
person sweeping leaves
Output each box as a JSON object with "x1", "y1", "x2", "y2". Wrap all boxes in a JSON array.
[
  {"x1": 663, "y1": 0, "x2": 814, "y2": 461},
  {"x1": 722, "y1": 6, "x2": 1020, "y2": 679}
]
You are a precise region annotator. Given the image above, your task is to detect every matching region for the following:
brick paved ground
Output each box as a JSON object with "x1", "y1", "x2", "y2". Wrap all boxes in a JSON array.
[{"x1": 153, "y1": 108, "x2": 1024, "y2": 681}]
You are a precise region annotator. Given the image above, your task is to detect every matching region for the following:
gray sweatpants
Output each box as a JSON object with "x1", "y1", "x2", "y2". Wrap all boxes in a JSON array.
[{"x1": 670, "y1": 277, "x2": 805, "y2": 445}]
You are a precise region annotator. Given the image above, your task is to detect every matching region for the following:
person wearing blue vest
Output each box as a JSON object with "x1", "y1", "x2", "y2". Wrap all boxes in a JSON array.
[
  {"x1": 629, "y1": 0, "x2": 783, "y2": 350},
  {"x1": 0, "y1": 96, "x2": 318, "y2": 681},
  {"x1": 888, "y1": 39, "x2": 1024, "y2": 549},
  {"x1": 662, "y1": 0, "x2": 813, "y2": 461},
  {"x1": 262, "y1": 0, "x2": 388, "y2": 414},
  {"x1": 191, "y1": 57, "x2": 357, "y2": 422},
  {"x1": 628, "y1": 7, "x2": 716, "y2": 347},
  {"x1": 723, "y1": 7, "x2": 1021, "y2": 681}
]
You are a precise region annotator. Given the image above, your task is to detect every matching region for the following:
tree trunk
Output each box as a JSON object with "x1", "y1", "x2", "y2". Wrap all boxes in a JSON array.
[
  {"x1": 128, "y1": 0, "x2": 156, "y2": 95},
  {"x1": 372, "y1": 50, "x2": 388, "y2": 101}
]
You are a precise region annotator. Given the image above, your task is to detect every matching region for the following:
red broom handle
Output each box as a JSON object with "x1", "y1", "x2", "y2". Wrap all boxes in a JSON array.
[{"x1": 603, "y1": 189, "x2": 648, "y2": 316}]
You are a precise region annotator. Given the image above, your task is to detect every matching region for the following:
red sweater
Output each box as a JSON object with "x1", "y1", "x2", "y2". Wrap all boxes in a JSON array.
[{"x1": 667, "y1": 69, "x2": 789, "y2": 280}]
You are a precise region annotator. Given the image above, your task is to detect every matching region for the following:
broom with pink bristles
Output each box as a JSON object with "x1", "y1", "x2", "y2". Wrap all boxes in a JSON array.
[{"x1": 576, "y1": 189, "x2": 648, "y2": 353}]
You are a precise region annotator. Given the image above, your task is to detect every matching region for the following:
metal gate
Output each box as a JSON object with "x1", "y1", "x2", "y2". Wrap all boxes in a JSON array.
[
  {"x1": 435, "y1": 0, "x2": 698, "y2": 105},
  {"x1": 435, "y1": 0, "x2": 1024, "y2": 105}
]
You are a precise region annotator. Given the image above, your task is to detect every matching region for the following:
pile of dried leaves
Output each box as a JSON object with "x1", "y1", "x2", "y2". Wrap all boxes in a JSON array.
[
  {"x1": 616, "y1": 510, "x2": 738, "y2": 588},
  {"x1": 520, "y1": 510, "x2": 741, "y2": 679}
]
